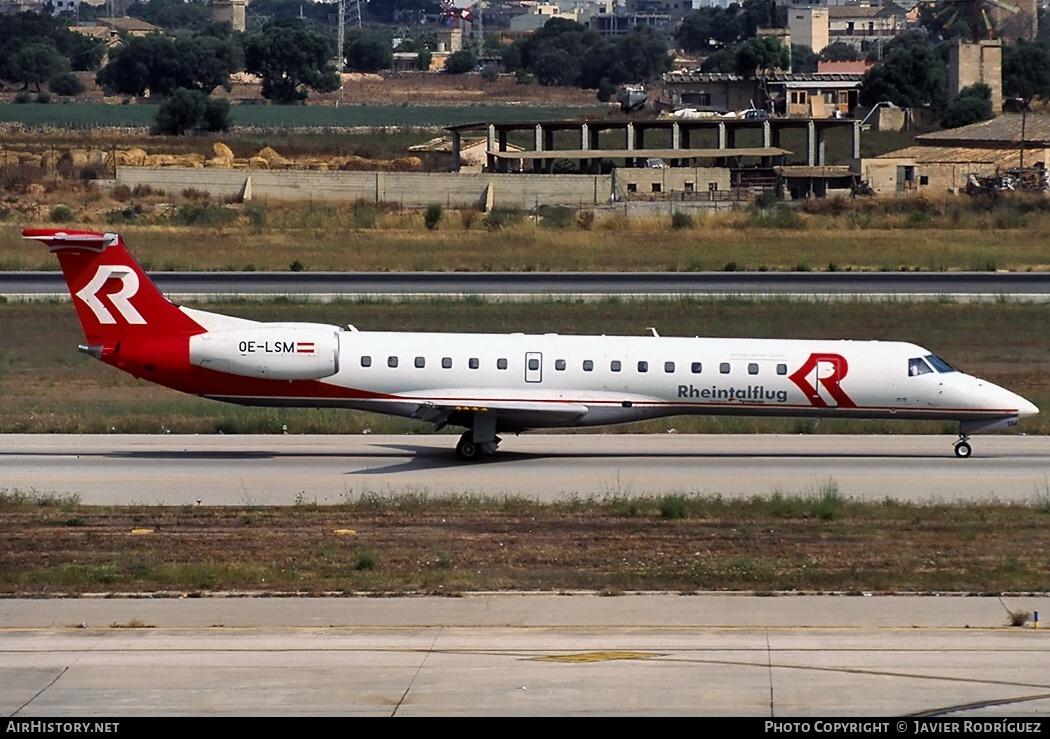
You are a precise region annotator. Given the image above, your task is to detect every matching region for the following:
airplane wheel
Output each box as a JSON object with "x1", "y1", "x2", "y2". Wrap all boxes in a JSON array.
[
  {"x1": 954, "y1": 441, "x2": 972, "y2": 459},
  {"x1": 456, "y1": 433, "x2": 480, "y2": 462}
]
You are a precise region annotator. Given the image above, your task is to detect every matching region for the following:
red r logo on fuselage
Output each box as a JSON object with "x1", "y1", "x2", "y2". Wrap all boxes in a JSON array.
[{"x1": 788, "y1": 353, "x2": 857, "y2": 408}]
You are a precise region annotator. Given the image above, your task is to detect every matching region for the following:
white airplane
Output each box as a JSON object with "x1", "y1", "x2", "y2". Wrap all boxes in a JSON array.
[{"x1": 25, "y1": 227, "x2": 1038, "y2": 461}]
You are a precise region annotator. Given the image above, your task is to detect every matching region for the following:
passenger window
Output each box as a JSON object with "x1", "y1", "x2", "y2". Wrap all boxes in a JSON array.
[
  {"x1": 528, "y1": 358, "x2": 540, "y2": 371},
  {"x1": 691, "y1": 362, "x2": 702, "y2": 374},
  {"x1": 909, "y1": 357, "x2": 932, "y2": 376},
  {"x1": 388, "y1": 356, "x2": 398, "y2": 368},
  {"x1": 777, "y1": 363, "x2": 787, "y2": 375},
  {"x1": 748, "y1": 363, "x2": 759, "y2": 375},
  {"x1": 497, "y1": 358, "x2": 508, "y2": 370},
  {"x1": 555, "y1": 359, "x2": 566, "y2": 371},
  {"x1": 583, "y1": 360, "x2": 594, "y2": 371},
  {"x1": 469, "y1": 358, "x2": 479, "y2": 370},
  {"x1": 442, "y1": 357, "x2": 452, "y2": 369},
  {"x1": 664, "y1": 361, "x2": 675, "y2": 373},
  {"x1": 720, "y1": 362, "x2": 730, "y2": 374},
  {"x1": 415, "y1": 356, "x2": 425, "y2": 369},
  {"x1": 361, "y1": 355, "x2": 371, "y2": 368},
  {"x1": 611, "y1": 360, "x2": 621, "y2": 372},
  {"x1": 638, "y1": 361, "x2": 648, "y2": 373}
]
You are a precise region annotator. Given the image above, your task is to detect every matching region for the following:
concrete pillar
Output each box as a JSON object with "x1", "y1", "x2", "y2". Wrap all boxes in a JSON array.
[
  {"x1": 762, "y1": 121, "x2": 772, "y2": 149},
  {"x1": 498, "y1": 129, "x2": 509, "y2": 173},
  {"x1": 671, "y1": 122, "x2": 680, "y2": 150},
  {"x1": 817, "y1": 126, "x2": 827, "y2": 166},
  {"x1": 852, "y1": 120, "x2": 861, "y2": 160},
  {"x1": 806, "y1": 119, "x2": 816, "y2": 167},
  {"x1": 581, "y1": 123, "x2": 590, "y2": 150},
  {"x1": 534, "y1": 124, "x2": 543, "y2": 151},
  {"x1": 486, "y1": 124, "x2": 495, "y2": 172},
  {"x1": 543, "y1": 128, "x2": 555, "y2": 174}
]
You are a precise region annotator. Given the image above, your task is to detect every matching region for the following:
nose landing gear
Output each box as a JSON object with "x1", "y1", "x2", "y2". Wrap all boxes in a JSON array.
[{"x1": 954, "y1": 435, "x2": 972, "y2": 458}]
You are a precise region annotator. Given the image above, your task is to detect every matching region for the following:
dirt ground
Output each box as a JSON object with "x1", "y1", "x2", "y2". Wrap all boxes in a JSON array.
[
  {"x1": 13, "y1": 69, "x2": 599, "y2": 107},
  {"x1": 2, "y1": 501, "x2": 1048, "y2": 596}
]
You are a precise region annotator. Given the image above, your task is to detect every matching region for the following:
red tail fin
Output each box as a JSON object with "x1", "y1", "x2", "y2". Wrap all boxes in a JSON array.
[{"x1": 23, "y1": 229, "x2": 204, "y2": 347}]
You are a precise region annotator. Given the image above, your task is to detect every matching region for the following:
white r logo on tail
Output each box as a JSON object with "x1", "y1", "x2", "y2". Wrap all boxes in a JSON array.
[{"x1": 75, "y1": 265, "x2": 146, "y2": 325}]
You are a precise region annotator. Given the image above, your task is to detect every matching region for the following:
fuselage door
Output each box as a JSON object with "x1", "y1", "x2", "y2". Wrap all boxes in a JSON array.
[{"x1": 525, "y1": 352, "x2": 543, "y2": 383}]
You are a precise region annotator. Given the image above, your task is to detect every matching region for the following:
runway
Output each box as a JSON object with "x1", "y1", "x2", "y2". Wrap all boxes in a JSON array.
[
  {"x1": 5, "y1": 270, "x2": 1050, "y2": 302},
  {"x1": 3, "y1": 595, "x2": 1049, "y2": 716},
  {"x1": 3, "y1": 433, "x2": 1048, "y2": 505}
]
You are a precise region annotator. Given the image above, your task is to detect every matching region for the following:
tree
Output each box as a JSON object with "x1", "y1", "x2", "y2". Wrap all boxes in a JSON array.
[
  {"x1": 531, "y1": 47, "x2": 577, "y2": 86},
  {"x1": 443, "y1": 48, "x2": 477, "y2": 75},
  {"x1": 0, "y1": 11, "x2": 103, "y2": 89},
  {"x1": 508, "y1": 19, "x2": 670, "y2": 90},
  {"x1": 676, "y1": 6, "x2": 744, "y2": 52},
  {"x1": 243, "y1": 20, "x2": 341, "y2": 104},
  {"x1": 48, "y1": 71, "x2": 86, "y2": 96},
  {"x1": 940, "y1": 83, "x2": 994, "y2": 128},
  {"x1": 366, "y1": 0, "x2": 440, "y2": 24},
  {"x1": 859, "y1": 33, "x2": 948, "y2": 109},
  {"x1": 733, "y1": 36, "x2": 790, "y2": 77},
  {"x1": 791, "y1": 44, "x2": 819, "y2": 73},
  {"x1": 96, "y1": 34, "x2": 242, "y2": 98},
  {"x1": 153, "y1": 88, "x2": 231, "y2": 136},
  {"x1": 415, "y1": 48, "x2": 432, "y2": 71},
  {"x1": 1003, "y1": 39, "x2": 1050, "y2": 105},
  {"x1": 345, "y1": 30, "x2": 393, "y2": 73},
  {"x1": 820, "y1": 41, "x2": 861, "y2": 62},
  {"x1": 126, "y1": 0, "x2": 213, "y2": 32},
  {"x1": 8, "y1": 42, "x2": 69, "y2": 92}
]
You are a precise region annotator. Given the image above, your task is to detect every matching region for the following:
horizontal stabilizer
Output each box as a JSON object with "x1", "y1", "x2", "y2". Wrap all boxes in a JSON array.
[{"x1": 23, "y1": 229, "x2": 119, "y2": 251}]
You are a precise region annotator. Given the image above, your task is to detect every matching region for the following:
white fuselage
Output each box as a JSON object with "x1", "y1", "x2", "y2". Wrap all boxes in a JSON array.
[{"x1": 192, "y1": 318, "x2": 1036, "y2": 435}]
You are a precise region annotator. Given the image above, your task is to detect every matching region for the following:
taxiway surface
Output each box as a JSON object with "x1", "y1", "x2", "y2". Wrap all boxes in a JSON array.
[
  {"x1": 3, "y1": 433, "x2": 1047, "y2": 504},
  {"x1": 3, "y1": 595, "x2": 1049, "y2": 716}
]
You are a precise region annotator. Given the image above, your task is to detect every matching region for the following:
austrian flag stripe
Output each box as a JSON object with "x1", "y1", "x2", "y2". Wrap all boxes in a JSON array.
[{"x1": 296, "y1": 342, "x2": 315, "y2": 354}]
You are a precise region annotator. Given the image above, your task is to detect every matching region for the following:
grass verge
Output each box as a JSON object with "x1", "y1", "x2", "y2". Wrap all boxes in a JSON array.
[{"x1": 2, "y1": 489, "x2": 1048, "y2": 595}]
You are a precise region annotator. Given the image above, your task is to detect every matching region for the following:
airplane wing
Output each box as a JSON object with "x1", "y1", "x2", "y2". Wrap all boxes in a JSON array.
[{"x1": 408, "y1": 392, "x2": 590, "y2": 431}]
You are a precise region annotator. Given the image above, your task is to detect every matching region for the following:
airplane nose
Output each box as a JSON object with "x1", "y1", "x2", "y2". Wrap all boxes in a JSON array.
[{"x1": 1018, "y1": 396, "x2": 1039, "y2": 418}]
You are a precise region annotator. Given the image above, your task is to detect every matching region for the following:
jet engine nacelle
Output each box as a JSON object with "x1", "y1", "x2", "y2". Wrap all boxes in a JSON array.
[{"x1": 189, "y1": 327, "x2": 340, "y2": 380}]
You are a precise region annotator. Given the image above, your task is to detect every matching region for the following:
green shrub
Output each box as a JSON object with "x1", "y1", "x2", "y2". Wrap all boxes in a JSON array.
[
  {"x1": 424, "y1": 202, "x2": 443, "y2": 231},
  {"x1": 13, "y1": 91, "x2": 31, "y2": 104},
  {"x1": 659, "y1": 495, "x2": 689, "y2": 520},
  {"x1": 48, "y1": 204, "x2": 76, "y2": 223},
  {"x1": 35, "y1": 91, "x2": 51, "y2": 104},
  {"x1": 536, "y1": 205, "x2": 574, "y2": 229},
  {"x1": 173, "y1": 202, "x2": 237, "y2": 227},
  {"x1": 754, "y1": 191, "x2": 777, "y2": 209},
  {"x1": 671, "y1": 210, "x2": 694, "y2": 229},
  {"x1": 48, "y1": 72, "x2": 85, "y2": 97},
  {"x1": 484, "y1": 207, "x2": 522, "y2": 231},
  {"x1": 153, "y1": 88, "x2": 231, "y2": 136},
  {"x1": 350, "y1": 199, "x2": 376, "y2": 228}
]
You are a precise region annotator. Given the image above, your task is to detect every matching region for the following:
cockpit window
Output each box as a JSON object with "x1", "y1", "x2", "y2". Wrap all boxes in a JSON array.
[
  {"x1": 908, "y1": 357, "x2": 933, "y2": 377},
  {"x1": 925, "y1": 354, "x2": 957, "y2": 373}
]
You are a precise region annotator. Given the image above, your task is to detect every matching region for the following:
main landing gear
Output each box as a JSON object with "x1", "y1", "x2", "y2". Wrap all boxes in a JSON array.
[
  {"x1": 954, "y1": 434, "x2": 972, "y2": 459},
  {"x1": 455, "y1": 410, "x2": 501, "y2": 462},
  {"x1": 456, "y1": 430, "x2": 501, "y2": 462}
]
